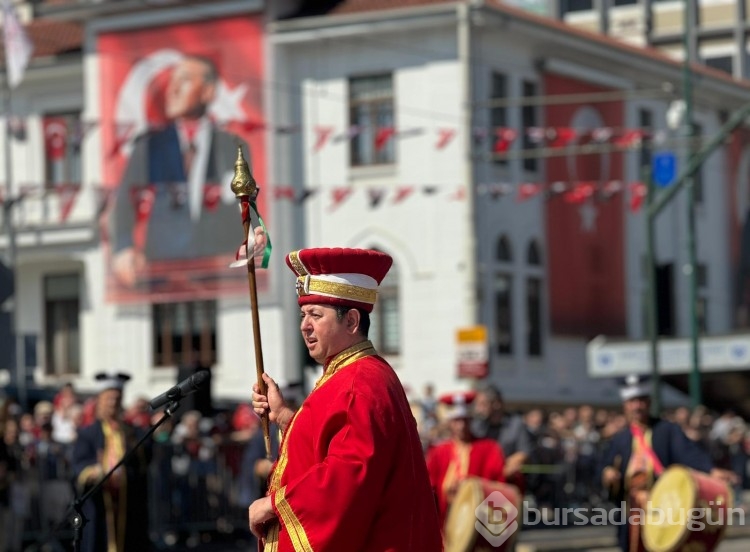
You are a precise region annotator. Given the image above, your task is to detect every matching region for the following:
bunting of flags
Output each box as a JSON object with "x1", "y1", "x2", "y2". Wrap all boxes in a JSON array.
[
  {"x1": 0, "y1": 179, "x2": 652, "y2": 229},
  {"x1": 19, "y1": 113, "x2": 689, "y2": 160}
]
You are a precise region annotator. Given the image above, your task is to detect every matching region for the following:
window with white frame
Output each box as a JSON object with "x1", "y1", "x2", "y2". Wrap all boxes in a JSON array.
[
  {"x1": 44, "y1": 274, "x2": 81, "y2": 376},
  {"x1": 152, "y1": 301, "x2": 217, "y2": 368},
  {"x1": 349, "y1": 74, "x2": 395, "y2": 166},
  {"x1": 44, "y1": 112, "x2": 82, "y2": 187},
  {"x1": 369, "y1": 255, "x2": 400, "y2": 355}
]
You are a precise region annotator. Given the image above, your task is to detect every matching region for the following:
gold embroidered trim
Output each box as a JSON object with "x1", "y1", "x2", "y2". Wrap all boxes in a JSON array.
[
  {"x1": 268, "y1": 409, "x2": 302, "y2": 493},
  {"x1": 315, "y1": 340, "x2": 376, "y2": 391},
  {"x1": 264, "y1": 524, "x2": 279, "y2": 552},
  {"x1": 275, "y1": 486, "x2": 314, "y2": 552},
  {"x1": 296, "y1": 276, "x2": 377, "y2": 304},
  {"x1": 288, "y1": 251, "x2": 308, "y2": 276},
  {"x1": 266, "y1": 342, "x2": 377, "y2": 496}
]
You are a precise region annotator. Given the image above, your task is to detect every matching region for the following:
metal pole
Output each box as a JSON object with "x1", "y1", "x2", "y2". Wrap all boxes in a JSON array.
[
  {"x1": 646, "y1": 166, "x2": 661, "y2": 416},
  {"x1": 683, "y1": 0, "x2": 702, "y2": 408},
  {"x1": 458, "y1": 3, "x2": 477, "y2": 325},
  {"x1": 2, "y1": 67, "x2": 25, "y2": 411}
]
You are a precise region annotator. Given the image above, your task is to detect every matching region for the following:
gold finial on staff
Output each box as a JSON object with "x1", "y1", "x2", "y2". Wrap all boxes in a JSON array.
[
  {"x1": 230, "y1": 145, "x2": 257, "y2": 198},
  {"x1": 230, "y1": 144, "x2": 271, "y2": 460}
]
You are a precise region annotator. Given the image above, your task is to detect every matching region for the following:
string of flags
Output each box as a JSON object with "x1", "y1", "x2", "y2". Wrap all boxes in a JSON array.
[
  {"x1": 29, "y1": 116, "x2": 695, "y2": 159},
  {"x1": 0, "y1": 179, "x2": 651, "y2": 226}
]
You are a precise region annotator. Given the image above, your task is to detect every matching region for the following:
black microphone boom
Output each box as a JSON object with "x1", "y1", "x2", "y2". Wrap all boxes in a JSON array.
[{"x1": 150, "y1": 370, "x2": 210, "y2": 410}]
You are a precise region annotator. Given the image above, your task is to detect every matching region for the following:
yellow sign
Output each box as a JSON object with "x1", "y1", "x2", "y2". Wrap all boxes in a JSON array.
[
  {"x1": 456, "y1": 325, "x2": 489, "y2": 378},
  {"x1": 457, "y1": 326, "x2": 487, "y2": 343}
]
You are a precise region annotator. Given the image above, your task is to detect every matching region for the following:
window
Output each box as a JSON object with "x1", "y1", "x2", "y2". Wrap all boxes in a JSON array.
[
  {"x1": 526, "y1": 240, "x2": 543, "y2": 357},
  {"x1": 370, "y1": 257, "x2": 400, "y2": 355},
  {"x1": 44, "y1": 274, "x2": 80, "y2": 376},
  {"x1": 639, "y1": 108, "x2": 652, "y2": 173},
  {"x1": 497, "y1": 235, "x2": 513, "y2": 262},
  {"x1": 494, "y1": 234, "x2": 513, "y2": 355},
  {"x1": 527, "y1": 240, "x2": 541, "y2": 266},
  {"x1": 561, "y1": 0, "x2": 593, "y2": 12},
  {"x1": 704, "y1": 56, "x2": 733, "y2": 76},
  {"x1": 349, "y1": 75, "x2": 395, "y2": 166},
  {"x1": 495, "y1": 274, "x2": 513, "y2": 355},
  {"x1": 490, "y1": 72, "x2": 508, "y2": 165},
  {"x1": 527, "y1": 277, "x2": 542, "y2": 356},
  {"x1": 44, "y1": 113, "x2": 82, "y2": 187},
  {"x1": 522, "y1": 80, "x2": 538, "y2": 173},
  {"x1": 152, "y1": 301, "x2": 217, "y2": 367}
]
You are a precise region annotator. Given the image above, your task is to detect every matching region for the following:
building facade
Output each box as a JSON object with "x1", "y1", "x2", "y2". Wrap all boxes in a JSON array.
[{"x1": 2, "y1": 0, "x2": 749, "y2": 410}]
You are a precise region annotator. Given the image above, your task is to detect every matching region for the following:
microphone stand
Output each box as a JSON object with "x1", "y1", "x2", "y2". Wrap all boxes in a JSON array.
[{"x1": 69, "y1": 400, "x2": 181, "y2": 552}]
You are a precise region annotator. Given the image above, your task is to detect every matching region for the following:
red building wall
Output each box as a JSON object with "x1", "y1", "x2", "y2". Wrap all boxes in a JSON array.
[{"x1": 544, "y1": 73, "x2": 627, "y2": 337}]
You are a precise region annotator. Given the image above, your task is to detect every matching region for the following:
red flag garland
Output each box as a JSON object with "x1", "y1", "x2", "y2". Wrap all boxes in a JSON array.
[
  {"x1": 313, "y1": 126, "x2": 334, "y2": 152},
  {"x1": 393, "y1": 186, "x2": 415, "y2": 204},
  {"x1": 329, "y1": 187, "x2": 353, "y2": 211},
  {"x1": 629, "y1": 182, "x2": 648, "y2": 212},
  {"x1": 57, "y1": 183, "x2": 80, "y2": 222},
  {"x1": 550, "y1": 127, "x2": 577, "y2": 148},
  {"x1": 563, "y1": 182, "x2": 596, "y2": 204},
  {"x1": 517, "y1": 182, "x2": 543, "y2": 201},
  {"x1": 494, "y1": 128, "x2": 518, "y2": 153},
  {"x1": 436, "y1": 128, "x2": 456, "y2": 150},
  {"x1": 375, "y1": 127, "x2": 396, "y2": 151}
]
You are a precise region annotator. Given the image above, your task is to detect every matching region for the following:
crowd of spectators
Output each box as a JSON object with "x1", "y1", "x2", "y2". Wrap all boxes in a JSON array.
[
  {"x1": 0, "y1": 384, "x2": 265, "y2": 550},
  {"x1": 1, "y1": 381, "x2": 749, "y2": 549},
  {"x1": 411, "y1": 384, "x2": 750, "y2": 514}
]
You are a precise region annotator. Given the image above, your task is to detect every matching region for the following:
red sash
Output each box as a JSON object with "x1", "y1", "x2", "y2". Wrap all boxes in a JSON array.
[{"x1": 630, "y1": 424, "x2": 664, "y2": 476}]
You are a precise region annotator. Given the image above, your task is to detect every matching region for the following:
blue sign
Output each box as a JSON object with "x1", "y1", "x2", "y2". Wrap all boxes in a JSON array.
[{"x1": 652, "y1": 152, "x2": 677, "y2": 188}]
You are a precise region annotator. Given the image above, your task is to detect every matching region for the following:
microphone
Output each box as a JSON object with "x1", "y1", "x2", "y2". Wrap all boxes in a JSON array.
[{"x1": 150, "y1": 370, "x2": 210, "y2": 410}]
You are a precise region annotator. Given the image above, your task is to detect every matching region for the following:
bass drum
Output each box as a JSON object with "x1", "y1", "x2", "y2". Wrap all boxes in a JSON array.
[
  {"x1": 444, "y1": 477, "x2": 522, "y2": 552},
  {"x1": 642, "y1": 465, "x2": 732, "y2": 552}
]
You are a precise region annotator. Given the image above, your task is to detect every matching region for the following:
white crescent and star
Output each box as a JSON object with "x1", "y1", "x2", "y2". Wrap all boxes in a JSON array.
[{"x1": 114, "y1": 48, "x2": 249, "y2": 156}]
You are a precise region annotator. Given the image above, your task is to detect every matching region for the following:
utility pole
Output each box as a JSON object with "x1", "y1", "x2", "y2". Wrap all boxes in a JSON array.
[
  {"x1": 646, "y1": 101, "x2": 750, "y2": 415},
  {"x1": 683, "y1": 0, "x2": 702, "y2": 408},
  {"x1": 645, "y1": 162, "x2": 661, "y2": 417}
]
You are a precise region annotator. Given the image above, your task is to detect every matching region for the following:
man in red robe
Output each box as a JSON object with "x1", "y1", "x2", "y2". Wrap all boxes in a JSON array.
[
  {"x1": 249, "y1": 247, "x2": 442, "y2": 551},
  {"x1": 426, "y1": 391, "x2": 505, "y2": 527}
]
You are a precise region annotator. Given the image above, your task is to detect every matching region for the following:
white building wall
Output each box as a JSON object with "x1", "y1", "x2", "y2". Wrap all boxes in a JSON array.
[{"x1": 276, "y1": 23, "x2": 477, "y2": 397}]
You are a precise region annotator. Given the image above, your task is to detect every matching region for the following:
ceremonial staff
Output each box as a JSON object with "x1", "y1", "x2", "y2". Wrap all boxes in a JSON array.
[{"x1": 230, "y1": 145, "x2": 272, "y2": 459}]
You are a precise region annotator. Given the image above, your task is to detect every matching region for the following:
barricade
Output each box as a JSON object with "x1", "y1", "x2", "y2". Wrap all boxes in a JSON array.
[{"x1": 11, "y1": 441, "x2": 251, "y2": 551}]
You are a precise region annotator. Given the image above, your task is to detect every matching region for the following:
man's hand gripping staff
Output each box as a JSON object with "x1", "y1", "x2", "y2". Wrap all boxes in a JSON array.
[{"x1": 230, "y1": 145, "x2": 273, "y2": 459}]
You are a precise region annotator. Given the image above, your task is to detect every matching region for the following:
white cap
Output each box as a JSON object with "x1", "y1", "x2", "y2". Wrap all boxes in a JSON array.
[
  {"x1": 440, "y1": 391, "x2": 476, "y2": 420},
  {"x1": 94, "y1": 372, "x2": 131, "y2": 393},
  {"x1": 620, "y1": 375, "x2": 650, "y2": 401}
]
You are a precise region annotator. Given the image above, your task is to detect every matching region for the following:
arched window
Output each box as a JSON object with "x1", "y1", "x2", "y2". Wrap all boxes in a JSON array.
[
  {"x1": 369, "y1": 250, "x2": 400, "y2": 355},
  {"x1": 496, "y1": 235, "x2": 512, "y2": 262},
  {"x1": 527, "y1": 240, "x2": 541, "y2": 266}
]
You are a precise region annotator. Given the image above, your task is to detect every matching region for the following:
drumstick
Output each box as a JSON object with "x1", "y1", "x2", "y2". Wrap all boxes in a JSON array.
[{"x1": 612, "y1": 455, "x2": 622, "y2": 497}]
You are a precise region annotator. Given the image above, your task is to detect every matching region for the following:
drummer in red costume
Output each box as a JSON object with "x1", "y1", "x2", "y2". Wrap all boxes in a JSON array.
[
  {"x1": 426, "y1": 391, "x2": 505, "y2": 527},
  {"x1": 249, "y1": 247, "x2": 442, "y2": 551}
]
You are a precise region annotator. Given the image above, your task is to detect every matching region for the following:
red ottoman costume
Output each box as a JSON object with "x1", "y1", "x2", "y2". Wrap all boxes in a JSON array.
[
  {"x1": 425, "y1": 392, "x2": 505, "y2": 527},
  {"x1": 262, "y1": 248, "x2": 442, "y2": 552}
]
